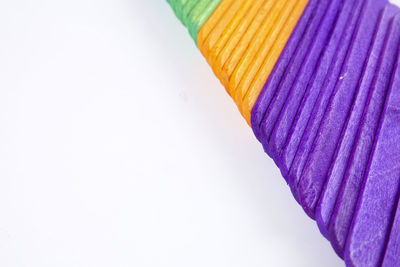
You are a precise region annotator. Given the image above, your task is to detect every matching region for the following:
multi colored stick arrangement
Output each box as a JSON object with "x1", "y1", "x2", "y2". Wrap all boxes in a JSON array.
[{"x1": 167, "y1": 0, "x2": 400, "y2": 266}]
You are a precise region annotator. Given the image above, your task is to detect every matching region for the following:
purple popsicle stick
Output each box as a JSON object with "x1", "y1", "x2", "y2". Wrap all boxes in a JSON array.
[
  {"x1": 345, "y1": 27, "x2": 400, "y2": 267},
  {"x1": 267, "y1": 0, "x2": 343, "y2": 162},
  {"x1": 315, "y1": 5, "x2": 399, "y2": 242},
  {"x1": 278, "y1": 0, "x2": 355, "y2": 178},
  {"x1": 251, "y1": 0, "x2": 317, "y2": 142},
  {"x1": 328, "y1": 7, "x2": 400, "y2": 258},
  {"x1": 383, "y1": 187, "x2": 400, "y2": 266},
  {"x1": 257, "y1": 0, "x2": 334, "y2": 156},
  {"x1": 297, "y1": 0, "x2": 386, "y2": 219},
  {"x1": 287, "y1": 0, "x2": 364, "y2": 202}
]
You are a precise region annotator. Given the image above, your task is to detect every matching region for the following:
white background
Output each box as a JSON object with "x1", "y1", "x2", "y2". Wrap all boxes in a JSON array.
[{"x1": 2, "y1": 1, "x2": 399, "y2": 266}]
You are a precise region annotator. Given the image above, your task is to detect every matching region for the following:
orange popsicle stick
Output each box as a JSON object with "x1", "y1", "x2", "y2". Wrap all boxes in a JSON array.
[
  {"x1": 220, "y1": 0, "x2": 274, "y2": 89},
  {"x1": 197, "y1": 0, "x2": 231, "y2": 49},
  {"x1": 233, "y1": 0, "x2": 295, "y2": 108},
  {"x1": 207, "y1": 1, "x2": 251, "y2": 69},
  {"x1": 213, "y1": 0, "x2": 266, "y2": 89},
  {"x1": 228, "y1": 0, "x2": 286, "y2": 98},
  {"x1": 199, "y1": 0, "x2": 243, "y2": 64},
  {"x1": 241, "y1": 0, "x2": 309, "y2": 124}
]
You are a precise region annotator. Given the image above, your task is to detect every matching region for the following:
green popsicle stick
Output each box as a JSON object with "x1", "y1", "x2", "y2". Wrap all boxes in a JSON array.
[{"x1": 167, "y1": 0, "x2": 222, "y2": 45}]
